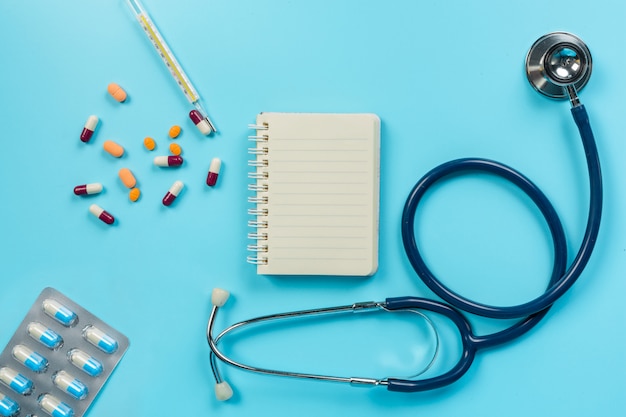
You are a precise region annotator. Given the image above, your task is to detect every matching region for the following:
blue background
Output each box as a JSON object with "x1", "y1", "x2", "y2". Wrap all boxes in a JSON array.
[{"x1": 1, "y1": 0, "x2": 624, "y2": 416}]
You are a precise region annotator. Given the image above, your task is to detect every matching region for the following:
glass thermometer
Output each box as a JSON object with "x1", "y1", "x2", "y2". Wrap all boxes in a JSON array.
[{"x1": 126, "y1": 0, "x2": 216, "y2": 134}]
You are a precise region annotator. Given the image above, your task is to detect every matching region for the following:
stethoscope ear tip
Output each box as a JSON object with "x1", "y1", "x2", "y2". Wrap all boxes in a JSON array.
[
  {"x1": 215, "y1": 381, "x2": 234, "y2": 401},
  {"x1": 212, "y1": 288, "x2": 231, "y2": 307}
]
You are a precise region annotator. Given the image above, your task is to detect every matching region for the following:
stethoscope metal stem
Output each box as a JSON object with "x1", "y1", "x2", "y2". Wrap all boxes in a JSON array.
[
  {"x1": 207, "y1": 303, "x2": 386, "y2": 386},
  {"x1": 208, "y1": 301, "x2": 440, "y2": 387}
]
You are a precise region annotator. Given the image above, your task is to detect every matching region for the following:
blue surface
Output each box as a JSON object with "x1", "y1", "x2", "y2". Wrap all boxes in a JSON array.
[{"x1": 1, "y1": 0, "x2": 625, "y2": 416}]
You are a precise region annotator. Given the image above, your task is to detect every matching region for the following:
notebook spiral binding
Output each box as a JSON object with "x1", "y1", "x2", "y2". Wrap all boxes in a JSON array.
[{"x1": 247, "y1": 123, "x2": 270, "y2": 265}]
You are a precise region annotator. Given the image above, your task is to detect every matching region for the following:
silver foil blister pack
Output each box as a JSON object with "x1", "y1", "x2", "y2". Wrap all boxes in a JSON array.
[{"x1": 0, "y1": 287, "x2": 129, "y2": 417}]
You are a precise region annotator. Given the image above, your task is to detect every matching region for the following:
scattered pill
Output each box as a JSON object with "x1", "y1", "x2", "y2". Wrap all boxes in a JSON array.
[
  {"x1": 27, "y1": 322, "x2": 63, "y2": 350},
  {"x1": 12, "y1": 345, "x2": 48, "y2": 373},
  {"x1": 83, "y1": 325, "x2": 119, "y2": 354},
  {"x1": 38, "y1": 394, "x2": 74, "y2": 417},
  {"x1": 169, "y1": 143, "x2": 182, "y2": 156},
  {"x1": 89, "y1": 204, "x2": 115, "y2": 225},
  {"x1": 0, "y1": 367, "x2": 34, "y2": 396},
  {"x1": 129, "y1": 187, "x2": 141, "y2": 202},
  {"x1": 68, "y1": 349, "x2": 103, "y2": 377},
  {"x1": 107, "y1": 82, "x2": 127, "y2": 102},
  {"x1": 168, "y1": 125, "x2": 181, "y2": 138},
  {"x1": 103, "y1": 140, "x2": 124, "y2": 158},
  {"x1": 118, "y1": 168, "x2": 137, "y2": 188},
  {"x1": 73, "y1": 183, "x2": 103, "y2": 196},
  {"x1": 0, "y1": 392, "x2": 19, "y2": 417},
  {"x1": 52, "y1": 371, "x2": 88, "y2": 400},
  {"x1": 206, "y1": 157, "x2": 222, "y2": 186},
  {"x1": 143, "y1": 137, "x2": 156, "y2": 151},
  {"x1": 189, "y1": 110, "x2": 212, "y2": 135},
  {"x1": 154, "y1": 155, "x2": 183, "y2": 167},
  {"x1": 42, "y1": 299, "x2": 77, "y2": 327},
  {"x1": 80, "y1": 115, "x2": 99, "y2": 143},
  {"x1": 162, "y1": 180, "x2": 184, "y2": 206}
]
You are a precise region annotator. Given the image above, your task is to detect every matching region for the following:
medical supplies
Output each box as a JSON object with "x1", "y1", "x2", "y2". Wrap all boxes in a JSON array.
[
  {"x1": 206, "y1": 158, "x2": 221, "y2": 187},
  {"x1": 102, "y1": 140, "x2": 125, "y2": 158},
  {"x1": 207, "y1": 32, "x2": 603, "y2": 398},
  {"x1": 107, "y1": 83, "x2": 127, "y2": 103},
  {"x1": 73, "y1": 184, "x2": 103, "y2": 196},
  {"x1": 162, "y1": 180, "x2": 184, "y2": 206},
  {"x1": 0, "y1": 287, "x2": 129, "y2": 417},
  {"x1": 125, "y1": 0, "x2": 216, "y2": 134},
  {"x1": 80, "y1": 116, "x2": 99, "y2": 143},
  {"x1": 89, "y1": 204, "x2": 115, "y2": 225}
]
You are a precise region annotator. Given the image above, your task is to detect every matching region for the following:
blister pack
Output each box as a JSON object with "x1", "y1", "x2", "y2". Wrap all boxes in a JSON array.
[{"x1": 0, "y1": 287, "x2": 129, "y2": 417}]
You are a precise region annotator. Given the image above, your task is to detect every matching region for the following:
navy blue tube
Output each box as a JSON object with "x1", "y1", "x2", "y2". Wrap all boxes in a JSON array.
[
  {"x1": 384, "y1": 297, "x2": 477, "y2": 392},
  {"x1": 387, "y1": 105, "x2": 602, "y2": 392},
  {"x1": 401, "y1": 105, "x2": 602, "y2": 320}
]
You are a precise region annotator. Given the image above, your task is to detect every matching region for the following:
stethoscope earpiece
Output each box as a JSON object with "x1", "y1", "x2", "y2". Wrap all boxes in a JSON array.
[{"x1": 525, "y1": 31, "x2": 592, "y2": 102}]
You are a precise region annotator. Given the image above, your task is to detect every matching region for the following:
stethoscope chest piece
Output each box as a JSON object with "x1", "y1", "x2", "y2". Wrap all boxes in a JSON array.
[{"x1": 525, "y1": 31, "x2": 592, "y2": 99}]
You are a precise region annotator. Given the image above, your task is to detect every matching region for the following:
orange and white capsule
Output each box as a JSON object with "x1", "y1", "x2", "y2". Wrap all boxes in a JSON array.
[
  {"x1": 206, "y1": 158, "x2": 221, "y2": 186},
  {"x1": 73, "y1": 183, "x2": 103, "y2": 196},
  {"x1": 162, "y1": 180, "x2": 184, "y2": 206},
  {"x1": 89, "y1": 204, "x2": 115, "y2": 225},
  {"x1": 80, "y1": 115, "x2": 99, "y2": 143}
]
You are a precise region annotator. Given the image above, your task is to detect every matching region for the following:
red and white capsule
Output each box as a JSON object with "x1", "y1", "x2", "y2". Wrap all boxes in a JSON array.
[
  {"x1": 162, "y1": 180, "x2": 184, "y2": 206},
  {"x1": 73, "y1": 183, "x2": 103, "y2": 196},
  {"x1": 206, "y1": 157, "x2": 221, "y2": 186},
  {"x1": 189, "y1": 110, "x2": 212, "y2": 135},
  {"x1": 80, "y1": 115, "x2": 99, "y2": 143},
  {"x1": 89, "y1": 204, "x2": 115, "y2": 225},
  {"x1": 154, "y1": 155, "x2": 183, "y2": 167}
]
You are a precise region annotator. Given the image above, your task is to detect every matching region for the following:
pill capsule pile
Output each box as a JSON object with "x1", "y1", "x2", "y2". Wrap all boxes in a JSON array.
[
  {"x1": 75, "y1": 82, "x2": 223, "y2": 226},
  {"x1": 0, "y1": 287, "x2": 129, "y2": 417}
]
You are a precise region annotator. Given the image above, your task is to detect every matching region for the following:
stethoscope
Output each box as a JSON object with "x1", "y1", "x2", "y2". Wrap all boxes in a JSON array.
[{"x1": 206, "y1": 32, "x2": 602, "y2": 400}]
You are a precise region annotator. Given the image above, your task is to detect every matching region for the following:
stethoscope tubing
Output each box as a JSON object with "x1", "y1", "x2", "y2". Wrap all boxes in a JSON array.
[
  {"x1": 401, "y1": 104, "x2": 602, "y2": 320},
  {"x1": 390, "y1": 104, "x2": 602, "y2": 392}
]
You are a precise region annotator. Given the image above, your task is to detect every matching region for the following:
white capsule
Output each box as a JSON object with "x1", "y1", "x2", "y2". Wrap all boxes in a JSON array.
[
  {"x1": 153, "y1": 155, "x2": 183, "y2": 167},
  {"x1": 52, "y1": 371, "x2": 88, "y2": 400},
  {"x1": 68, "y1": 349, "x2": 103, "y2": 377},
  {"x1": 43, "y1": 299, "x2": 77, "y2": 327},
  {"x1": 73, "y1": 183, "x2": 103, "y2": 196},
  {"x1": 27, "y1": 322, "x2": 63, "y2": 349},
  {"x1": 206, "y1": 157, "x2": 222, "y2": 186},
  {"x1": 80, "y1": 115, "x2": 99, "y2": 143},
  {"x1": 12, "y1": 344, "x2": 48, "y2": 373},
  {"x1": 83, "y1": 325, "x2": 118, "y2": 354},
  {"x1": 162, "y1": 180, "x2": 184, "y2": 206},
  {"x1": 38, "y1": 393, "x2": 74, "y2": 417},
  {"x1": 0, "y1": 392, "x2": 19, "y2": 417},
  {"x1": 0, "y1": 367, "x2": 34, "y2": 395}
]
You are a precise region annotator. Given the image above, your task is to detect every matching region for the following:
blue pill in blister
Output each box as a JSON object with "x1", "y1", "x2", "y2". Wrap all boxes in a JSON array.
[
  {"x1": 83, "y1": 325, "x2": 118, "y2": 354},
  {"x1": 39, "y1": 393, "x2": 74, "y2": 417},
  {"x1": 12, "y1": 344, "x2": 49, "y2": 373},
  {"x1": 0, "y1": 392, "x2": 19, "y2": 417},
  {"x1": 27, "y1": 322, "x2": 63, "y2": 349},
  {"x1": 0, "y1": 367, "x2": 33, "y2": 395},
  {"x1": 68, "y1": 349, "x2": 103, "y2": 377},
  {"x1": 43, "y1": 299, "x2": 78, "y2": 327},
  {"x1": 52, "y1": 371, "x2": 88, "y2": 400}
]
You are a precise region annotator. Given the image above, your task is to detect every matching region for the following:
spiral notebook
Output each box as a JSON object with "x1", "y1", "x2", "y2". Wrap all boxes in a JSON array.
[{"x1": 247, "y1": 112, "x2": 380, "y2": 276}]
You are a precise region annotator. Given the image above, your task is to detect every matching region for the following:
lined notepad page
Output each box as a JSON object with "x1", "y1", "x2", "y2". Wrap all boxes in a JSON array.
[{"x1": 252, "y1": 113, "x2": 380, "y2": 276}]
